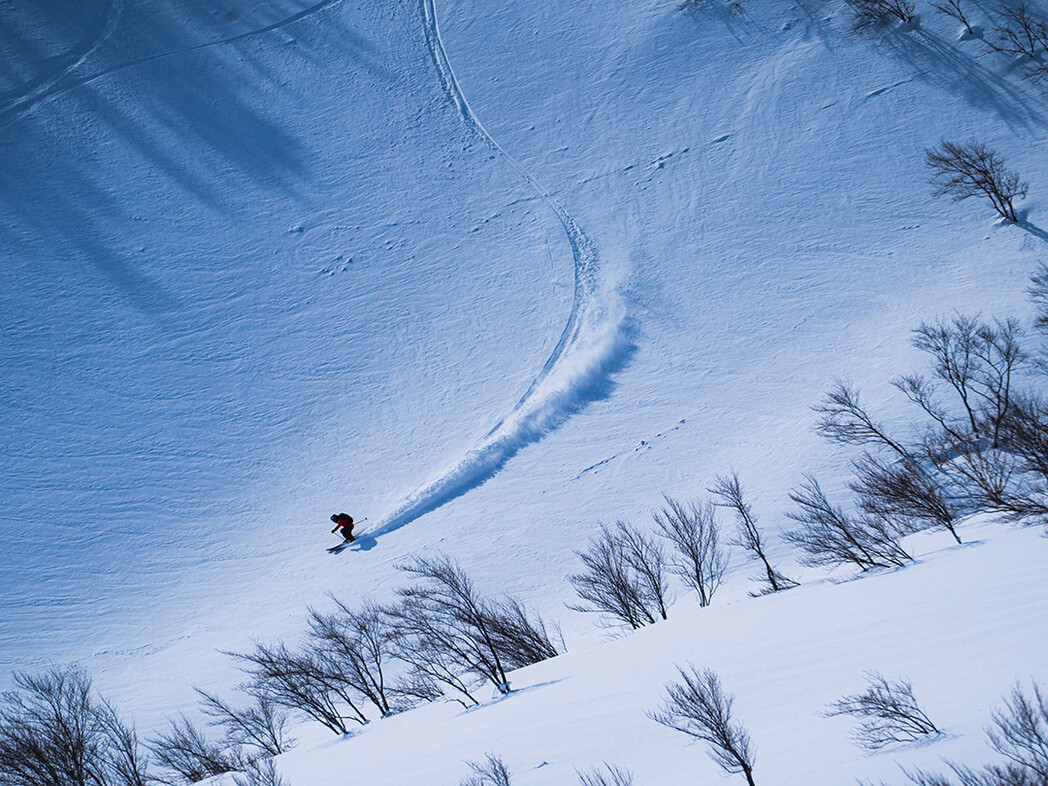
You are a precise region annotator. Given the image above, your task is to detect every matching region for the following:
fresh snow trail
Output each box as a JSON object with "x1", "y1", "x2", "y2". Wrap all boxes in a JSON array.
[{"x1": 370, "y1": 0, "x2": 630, "y2": 535}]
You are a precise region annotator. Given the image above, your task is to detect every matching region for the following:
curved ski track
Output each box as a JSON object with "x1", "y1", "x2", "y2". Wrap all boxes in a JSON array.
[{"x1": 371, "y1": 0, "x2": 625, "y2": 535}]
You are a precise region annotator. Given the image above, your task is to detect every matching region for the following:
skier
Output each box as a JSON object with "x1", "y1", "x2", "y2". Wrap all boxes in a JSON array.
[{"x1": 330, "y1": 513, "x2": 356, "y2": 544}]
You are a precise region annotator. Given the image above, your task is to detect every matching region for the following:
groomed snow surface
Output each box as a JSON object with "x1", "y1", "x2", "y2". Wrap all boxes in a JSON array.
[{"x1": 2, "y1": 0, "x2": 1047, "y2": 782}]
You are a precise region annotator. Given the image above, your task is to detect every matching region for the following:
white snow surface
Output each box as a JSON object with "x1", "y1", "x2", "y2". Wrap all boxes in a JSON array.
[{"x1": 2, "y1": 0, "x2": 1047, "y2": 780}]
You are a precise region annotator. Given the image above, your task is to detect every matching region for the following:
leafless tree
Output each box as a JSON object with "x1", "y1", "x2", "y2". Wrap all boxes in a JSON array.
[
  {"x1": 653, "y1": 496, "x2": 729, "y2": 606},
  {"x1": 926, "y1": 140, "x2": 1028, "y2": 222},
  {"x1": 903, "y1": 763, "x2": 1040, "y2": 785},
  {"x1": 784, "y1": 476, "x2": 913, "y2": 570},
  {"x1": 988, "y1": 1, "x2": 1048, "y2": 59},
  {"x1": 1029, "y1": 262, "x2": 1048, "y2": 336},
  {"x1": 710, "y1": 472, "x2": 797, "y2": 594},
  {"x1": 879, "y1": 682, "x2": 1048, "y2": 785},
  {"x1": 933, "y1": 0, "x2": 976, "y2": 34},
  {"x1": 577, "y1": 763, "x2": 635, "y2": 786},
  {"x1": 987, "y1": 682, "x2": 1048, "y2": 780},
  {"x1": 461, "y1": 753, "x2": 512, "y2": 786},
  {"x1": 231, "y1": 642, "x2": 367, "y2": 734},
  {"x1": 848, "y1": 0, "x2": 918, "y2": 32},
  {"x1": 307, "y1": 598, "x2": 396, "y2": 718},
  {"x1": 825, "y1": 673, "x2": 941, "y2": 751},
  {"x1": 569, "y1": 523, "x2": 672, "y2": 629},
  {"x1": 814, "y1": 381, "x2": 911, "y2": 458},
  {"x1": 149, "y1": 716, "x2": 237, "y2": 783},
  {"x1": 388, "y1": 646, "x2": 480, "y2": 709},
  {"x1": 902, "y1": 317, "x2": 1026, "y2": 450},
  {"x1": 649, "y1": 666, "x2": 757, "y2": 786},
  {"x1": 482, "y1": 596, "x2": 562, "y2": 670},
  {"x1": 991, "y1": 395, "x2": 1048, "y2": 520},
  {"x1": 97, "y1": 698, "x2": 154, "y2": 786},
  {"x1": 850, "y1": 453, "x2": 964, "y2": 543},
  {"x1": 0, "y1": 666, "x2": 146, "y2": 786},
  {"x1": 195, "y1": 689, "x2": 293, "y2": 758},
  {"x1": 394, "y1": 555, "x2": 513, "y2": 695},
  {"x1": 232, "y1": 758, "x2": 290, "y2": 786}
]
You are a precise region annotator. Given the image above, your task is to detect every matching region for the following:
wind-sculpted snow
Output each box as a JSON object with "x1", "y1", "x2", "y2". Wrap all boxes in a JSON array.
[{"x1": 371, "y1": 0, "x2": 630, "y2": 536}]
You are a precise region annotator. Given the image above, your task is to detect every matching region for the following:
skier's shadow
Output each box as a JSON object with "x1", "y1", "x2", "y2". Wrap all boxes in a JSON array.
[{"x1": 352, "y1": 534, "x2": 378, "y2": 552}]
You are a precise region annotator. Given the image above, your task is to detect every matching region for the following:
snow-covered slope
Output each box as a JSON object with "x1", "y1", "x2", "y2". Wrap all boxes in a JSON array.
[
  {"x1": 2, "y1": 0, "x2": 1046, "y2": 775},
  {"x1": 263, "y1": 520, "x2": 1048, "y2": 785}
]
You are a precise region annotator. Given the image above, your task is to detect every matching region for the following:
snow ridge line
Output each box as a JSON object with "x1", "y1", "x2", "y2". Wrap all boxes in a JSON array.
[{"x1": 370, "y1": 0, "x2": 627, "y2": 536}]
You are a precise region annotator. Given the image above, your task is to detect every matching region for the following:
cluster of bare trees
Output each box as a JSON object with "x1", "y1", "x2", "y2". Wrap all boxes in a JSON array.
[
  {"x1": 0, "y1": 555, "x2": 561, "y2": 785},
  {"x1": 987, "y1": 0, "x2": 1048, "y2": 80},
  {"x1": 569, "y1": 482, "x2": 797, "y2": 628},
  {"x1": 857, "y1": 681, "x2": 1048, "y2": 785},
  {"x1": 0, "y1": 667, "x2": 151, "y2": 786},
  {"x1": 807, "y1": 305, "x2": 1048, "y2": 557},
  {"x1": 847, "y1": 0, "x2": 918, "y2": 32},
  {"x1": 225, "y1": 552, "x2": 560, "y2": 759}
]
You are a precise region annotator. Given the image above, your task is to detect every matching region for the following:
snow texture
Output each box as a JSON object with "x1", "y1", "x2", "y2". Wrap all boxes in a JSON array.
[{"x1": 1, "y1": 0, "x2": 1047, "y2": 781}]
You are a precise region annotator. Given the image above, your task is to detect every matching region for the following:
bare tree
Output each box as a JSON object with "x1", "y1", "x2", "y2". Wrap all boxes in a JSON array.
[
  {"x1": 97, "y1": 698, "x2": 155, "y2": 786},
  {"x1": 890, "y1": 763, "x2": 1037, "y2": 785},
  {"x1": 933, "y1": 0, "x2": 976, "y2": 34},
  {"x1": 991, "y1": 394, "x2": 1048, "y2": 520},
  {"x1": 709, "y1": 472, "x2": 797, "y2": 594},
  {"x1": 987, "y1": 682, "x2": 1048, "y2": 780},
  {"x1": 461, "y1": 753, "x2": 512, "y2": 786},
  {"x1": 577, "y1": 763, "x2": 635, "y2": 786},
  {"x1": 650, "y1": 666, "x2": 756, "y2": 786},
  {"x1": 394, "y1": 555, "x2": 512, "y2": 695},
  {"x1": 0, "y1": 667, "x2": 110, "y2": 786},
  {"x1": 387, "y1": 643, "x2": 481, "y2": 709},
  {"x1": 149, "y1": 716, "x2": 237, "y2": 783},
  {"x1": 850, "y1": 453, "x2": 964, "y2": 543},
  {"x1": 785, "y1": 476, "x2": 913, "y2": 570},
  {"x1": 880, "y1": 682, "x2": 1048, "y2": 785},
  {"x1": 814, "y1": 381, "x2": 911, "y2": 458},
  {"x1": 903, "y1": 317, "x2": 1026, "y2": 450},
  {"x1": 926, "y1": 140, "x2": 1028, "y2": 222},
  {"x1": 482, "y1": 596, "x2": 562, "y2": 670},
  {"x1": 232, "y1": 758, "x2": 290, "y2": 786},
  {"x1": 653, "y1": 496, "x2": 729, "y2": 606},
  {"x1": 231, "y1": 642, "x2": 367, "y2": 734},
  {"x1": 1029, "y1": 262, "x2": 1048, "y2": 336},
  {"x1": 195, "y1": 689, "x2": 293, "y2": 758},
  {"x1": 308, "y1": 598, "x2": 396, "y2": 718},
  {"x1": 569, "y1": 523, "x2": 671, "y2": 629},
  {"x1": 848, "y1": 0, "x2": 918, "y2": 32},
  {"x1": 988, "y1": 1, "x2": 1048, "y2": 59},
  {"x1": 826, "y1": 673, "x2": 941, "y2": 751}
]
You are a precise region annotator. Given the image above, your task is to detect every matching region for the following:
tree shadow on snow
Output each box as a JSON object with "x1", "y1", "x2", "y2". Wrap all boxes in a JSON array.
[
  {"x1": 876, "y1": 25, "x2": 1045, "y2": 131},
  {"x1": 0, "y1": 0, "x2": 385, "y2": 318}
]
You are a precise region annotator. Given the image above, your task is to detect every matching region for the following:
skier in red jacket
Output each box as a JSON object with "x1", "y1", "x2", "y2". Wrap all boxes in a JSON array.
[{"x1": 330, "y1": 513, "x2": 355, "y2": 543}]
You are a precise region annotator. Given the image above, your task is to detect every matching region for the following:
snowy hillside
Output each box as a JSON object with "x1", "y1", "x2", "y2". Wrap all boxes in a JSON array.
[{"x1": 2, "y1": 0, "x2": 1048, "y2": 781}]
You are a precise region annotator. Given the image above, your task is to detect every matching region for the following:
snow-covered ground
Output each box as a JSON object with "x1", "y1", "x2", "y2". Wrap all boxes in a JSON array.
[
  {"x1": 2, "y1": 0, "x2": 1047, "y2": 780},
  {"x1": 260, "y1": 520, "x2": 1048, "y2": 785}
]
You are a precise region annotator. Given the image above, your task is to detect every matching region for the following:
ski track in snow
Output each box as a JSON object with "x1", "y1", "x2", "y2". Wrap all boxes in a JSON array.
[{"x1": 370, "y1": 0, "x2": 630, "y2": 536}]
